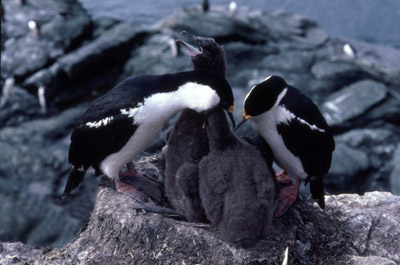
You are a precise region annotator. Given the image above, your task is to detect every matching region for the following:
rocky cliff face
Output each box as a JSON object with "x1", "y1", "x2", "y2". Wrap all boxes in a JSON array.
[
  {"x1": 1, "y1": 173, "x2": 399, "y2": 264},
  {"x1": 1, "y1": 0, "x2": 400, "y2": 253}
]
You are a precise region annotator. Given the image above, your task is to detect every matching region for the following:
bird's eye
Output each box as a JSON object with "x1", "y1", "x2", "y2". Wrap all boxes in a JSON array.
[{"x1": 221, "y1": 101, "x2": 229, "y2": 109}]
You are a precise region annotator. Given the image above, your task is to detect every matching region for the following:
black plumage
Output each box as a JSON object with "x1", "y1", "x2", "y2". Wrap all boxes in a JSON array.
[
  {"x1": 236, "y1": 75, "x2": 335, "y2": 209},
  {"x1": 164, "y1": 109, "x2": 209, "y2": 221},
  {"x1": 199, "y1": 107, "x2": 276, "y2": 248},
  {"x1": 64, "y1": 70, "x2": 234, "y2": 198},
  {"x1": 277, "y1": 85, "x2": 334, "y2": 177}
]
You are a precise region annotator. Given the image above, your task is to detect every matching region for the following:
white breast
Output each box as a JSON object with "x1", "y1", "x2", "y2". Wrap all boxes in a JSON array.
[
  {"x1": 250, "y1": 107, "x2": 307, "y2": 180},
  {"x1": 99, "y1": 82, "x2": 220, "y2": 180},
  {"x1": 100, "y1": 120, "x2": 164, "y2": 180}
]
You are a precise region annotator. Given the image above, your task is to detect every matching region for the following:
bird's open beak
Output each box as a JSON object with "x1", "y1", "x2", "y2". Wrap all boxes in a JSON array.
[
  {"x1": 226, "y1": 105, "x2": 236, "y2": 128},
  {"x1": 176, "y1": 31, "x2": 203, "y2": 56},
  {"x1": 233, "y1": 112, "x2": 252, "y2": 131}
]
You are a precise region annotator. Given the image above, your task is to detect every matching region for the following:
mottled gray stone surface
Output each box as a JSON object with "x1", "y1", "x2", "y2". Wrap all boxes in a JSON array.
[
  {"x1": 390, "y1": 145, "x2": 400, "y2": 195},
  {"x1": 1, "y1": 183, "x2": 398, "y2": 264},
  {"x1": 322, "y1": 79, "x2": 388, "y2": 126},
  {"x1": 1, "y1": 0, "x2": 91, "y2": 79}
]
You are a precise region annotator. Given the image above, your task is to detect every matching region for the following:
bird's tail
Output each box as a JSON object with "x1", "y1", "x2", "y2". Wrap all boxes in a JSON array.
[
  {"x1": 62, "y1": 166, "x2": 85, "y2": 199},
  {"x1": 310, "y1": 176, "x2": 325, "y2": 209}
]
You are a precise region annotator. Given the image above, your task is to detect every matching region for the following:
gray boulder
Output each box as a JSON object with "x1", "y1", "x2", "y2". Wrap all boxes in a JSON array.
[
  {"x1": 326, "y1": 142, "x2": 370, "y2": 193},
  {"x1": 390, "y1": 145, "x2": 400, "y2": 195},
  {"x1": 0, "y1": 84, "x2": 41, "y2": 126},
  {"x1": 325, "y1": 192, "x2": 400, "y2": 263},
  {"x1": 23, "y1": 22, "x2": 151, "y2": 109},
  {"x1": 1, "y1": 0, "x2": 91, "y2": 79},
  {"x1": 0, "y1": 106, "x2": 97, "y2": 247},
  {"x1": 322, "y1": 79, "x2": 388, "y2": 127},
  {"x1": 155, "y1": 8, "x2": 268, "y2": 45},
  {"x1": 311, "y1": 60, "x2": 363, "y2": 81},
  {"x1": 335, "y1": 128, "x2": 394, "y2": 148}
]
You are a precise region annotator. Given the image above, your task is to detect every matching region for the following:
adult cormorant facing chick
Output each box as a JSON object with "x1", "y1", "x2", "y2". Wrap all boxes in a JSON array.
[
  {"x1": 235, "y1": 75, "x2": 335, "y2": 214},
  {"x1": 63, "y1": 70, "x2": 235, "y2": 203}
]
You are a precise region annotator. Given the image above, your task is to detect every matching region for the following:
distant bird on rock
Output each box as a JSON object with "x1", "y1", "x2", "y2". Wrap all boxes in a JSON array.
[
  {"x1": 63, "y1": 70, "x2": 235, "y2": 204},
  {"x1": 343, "y1": 43, "x2": 356, "y2": 59},
  {"x1": 202, "y1": 0, "x2": 209, "y2": 12},
  {"x1": 235, "y1": 75, "x2": 335, "y2": 215}
]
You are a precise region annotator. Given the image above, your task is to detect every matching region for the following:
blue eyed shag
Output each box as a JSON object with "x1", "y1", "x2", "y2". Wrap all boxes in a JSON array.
[
  {"x1": 63, "y1": 70, "x2": 234, "y2": 201},
  {"x1": 235, "y1": 75, "x2": 335, "y2": 213}
]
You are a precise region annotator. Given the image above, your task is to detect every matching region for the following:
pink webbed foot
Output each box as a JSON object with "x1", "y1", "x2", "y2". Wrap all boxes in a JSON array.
[
  {"x1": 122, "y1": 162, "x2": 161, "y2": 184},
  {"x1": 274, "y1": 174, "x2": 301, "y2": 217},
  {"x1": 276, "y1": 171, "x2": 292, "y2": 185},
  {"x1": 115, "y1": 165, "x2": 163, "y2": 203},
  {"x1": 115, "y1": 179, "x2": 149, "y2": 203}
]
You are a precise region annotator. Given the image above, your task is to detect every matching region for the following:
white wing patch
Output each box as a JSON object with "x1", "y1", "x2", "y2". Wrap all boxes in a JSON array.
[
  {"x1": 120, "y1": 82, "x2": 219, "y2": 126},
  {"x1": 276, "y1": 106, "x2": 325, "y2": 133},
  {"x1": 88, "y1": 82, "x2": 219, "y2": 130},
  {"x1": 86, "y1": 116, "x2": 114, "y2": 128},
  {"x1": 274, "y1": 88, "x2": 325, "y2": 133},
  {"x1": 120, "y1": 104, "x2": 142, "y2": 119}
]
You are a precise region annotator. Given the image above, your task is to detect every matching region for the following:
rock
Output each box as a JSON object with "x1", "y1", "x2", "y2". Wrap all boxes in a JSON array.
[
  {"x1": 326, "y1": 143, "x2": 370, "y2": 193},
  {"x1": 1, "y1": 0, "x2": 91, "y2": 79},
  {"x1": 346, "y1": 39, "x2": 400, "y2": 86},
  {"x1": 0, "y1": 105, "x2": 87, "y2": 149},
  {"x1": 311, "y1": 60, "x2": 362, "y2": 80},
  {"x1": 0, "y1": 85, "x2": 41, "y2": 126},
  {"x1": 329, "y1": 143, "x2": 370, "y2": 176},
  {"x1": 350, "y1": 256, "x2": 396, "y2": 265},
  {"x1": 222, "y1": 42, "x2": 278, "y2": 79},
  {"x1": 249, "y1": 9, "x2": 328, "y2": 50},
  {"x1": 335, "y1": 128, "x2": 394, "y2": 148},
  {"x1": 92, "y1": 17, "x2": 120, "y2": 39},
  {"x1": 1, "y1": 1, "x2": 5, "y2": 51},
  {"x1": 390, "y1": 145, "x2": 400, "y2": 195},
  {"x1": 0, "y1": 139, "x2": 96, "y2": 247},
  {"x1": 0, "y1": 106, "x2": 97, "y2": 247},
  {"x1": 321, "y1": 79, "x2": 388, "y2": 127},
  {"x1": 260, "y1": 50, "x2": 316, "y2": 73},
  {"x1": 1, "y1": 179, "x2": 399, "y2": 264},
  {"x1": 361, "y1": 95, "x2": 400, "y2": 126},
  {"x1": 331, "y1": 128, "x2": 399, "y2": 193},
  {"x1": 325, "y1": 192, "x2": 400, "y2": 263},
  {"x1": 24, "y1": 22, "x2": 151, "y2": 109},
  {"x1": 323, "y1": 37, "x2": 400, "y2": 86},
  {"x1": 156, "y1": 8, "x2": 268, "y2": 45},
  {"x1": 122, "y1": 33, "x2": 191, "y2": 77}
]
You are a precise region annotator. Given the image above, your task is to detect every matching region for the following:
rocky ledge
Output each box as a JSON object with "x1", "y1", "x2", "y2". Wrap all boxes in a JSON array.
[
  {"x1": 1, "y1": 0, "x2": 400, "y2": 251},
  {"x1": 0, "y1": 171, "x2": 399, "y2": 264}
]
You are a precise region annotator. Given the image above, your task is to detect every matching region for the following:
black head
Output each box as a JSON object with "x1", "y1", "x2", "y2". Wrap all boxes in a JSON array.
[
  {"x1": 244, "y1": 75, "x2": 287, "y2": 117},
  {"x1": 177, "y1": 31, "x2": 227, "y2": 77},
  {"x1": 234, "y1": 75, "x2": 287, "y2": 131}
]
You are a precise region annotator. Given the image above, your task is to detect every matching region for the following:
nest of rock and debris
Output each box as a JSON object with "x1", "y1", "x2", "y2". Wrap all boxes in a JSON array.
[{"x1": 1, "y1": 154, "x2": 400, "y2": 264}]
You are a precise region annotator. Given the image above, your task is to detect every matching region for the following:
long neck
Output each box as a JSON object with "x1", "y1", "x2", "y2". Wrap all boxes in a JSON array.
[
  {"x1": 192, "y1": 51, "x2": 227, "y2": 78},
  {"x1": 205, "y1": 107, "x2": 233, "y2": 151}
]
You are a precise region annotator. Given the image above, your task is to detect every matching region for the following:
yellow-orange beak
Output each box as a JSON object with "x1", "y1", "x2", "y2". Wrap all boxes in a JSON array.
[{"x1": 233, "y1": 110, "x2": 252, "y2": 131}]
